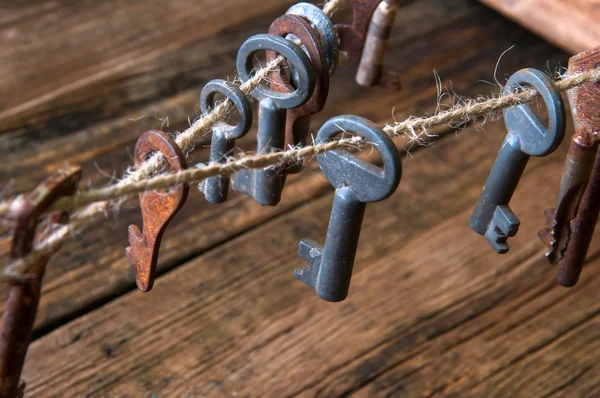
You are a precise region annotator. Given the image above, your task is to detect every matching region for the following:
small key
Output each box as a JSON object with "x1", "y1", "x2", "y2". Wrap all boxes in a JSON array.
[
  {"x1": 287, "y1": 2, "x2": 339, "y2": 76},
  {"x1": 198, "y1": 79, "x2": 253, "y2": 204},
  {"x1": 268, "y1": 13, "x2": 331, "y2": 174},
  {"x1": 470, "y1": 68, "x2": 566, "y2": 254},
  {"x1": 232, "y1": 34, "x2": 316, "y2": 206},
  {"x1": 295, "y1": 115, "x2": 402, "y2": 302}
]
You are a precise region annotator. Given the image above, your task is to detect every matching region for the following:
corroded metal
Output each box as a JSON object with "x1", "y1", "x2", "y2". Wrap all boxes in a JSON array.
[
  {"x1": 125, "y1": 130, "x2": 189, "y2": 292},
  {"x1": 540, "y1": 47, "x2": 600, "y2": 286},
  {"x1": 268, "y1": 14, "x2": 330, "y2": 173},
  {"x1": 335, "y1": 0, "x2": 384, "y2": 63},
  {"x1": 356, "y1": 0, "x2": 401, "y2": 89},
  {"x1": 295, "y1": 115, "x2": 402, "y2": 302},
  {"x1": 0, "y1": 166, "x2": 81, "y2": 398},
  {"x1": 470, "y1": 69, "x2": 565, "y2": 253}
]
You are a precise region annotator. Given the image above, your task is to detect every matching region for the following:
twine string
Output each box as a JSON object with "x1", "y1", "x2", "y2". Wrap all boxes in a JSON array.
[
  {"x1": 1, "y1": 0, "x2": 599, "y2": 279},
  {"x1": 4, "y1": 66, "x2": 597, "y2": 215}
]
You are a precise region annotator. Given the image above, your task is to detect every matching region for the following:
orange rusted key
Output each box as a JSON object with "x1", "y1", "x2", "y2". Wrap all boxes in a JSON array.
[{"x1": 126, "y1": 130, "x2": 188, "y2": 292}]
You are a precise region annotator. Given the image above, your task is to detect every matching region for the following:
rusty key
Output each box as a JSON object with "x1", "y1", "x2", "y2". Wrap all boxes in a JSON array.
[
  {"x1": 540, "y1": 47, "x2": 600, "y2": 286},
  {"x1": 334, "y1": 0, "x2": 383, "y2": 64},
  {"x1": 356, "y1": 0, "x2": 401, "y2": 89},
  {"x1": 0, "y1": 166, "x2": 81, "y2": 398},
  {"x1": 125, "y1": 130, "x2": 189, "y2": 292},
  {"x1": 267, "y1": 14, "x2": 330, "y2": 173}
]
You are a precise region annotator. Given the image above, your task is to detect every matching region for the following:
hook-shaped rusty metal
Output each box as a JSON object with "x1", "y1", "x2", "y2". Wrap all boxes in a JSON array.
[
  {"x1": 0, "y1": 166, "x2": 81, "y2": 398},
  {"x1": 540, "y1": 46, "x2": 600, "y2": 286},
  {"x1": 125, "y1": 130, "x2": 188, "y2": 292}
]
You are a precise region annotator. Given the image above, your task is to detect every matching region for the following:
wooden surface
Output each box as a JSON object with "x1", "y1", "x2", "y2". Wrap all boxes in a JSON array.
[
  {"x1": 480, "y1": 0, "x2": 600, "y2": 54},
  {"x1": 1, "y1": 0, "x2": 598, "y2": 396}
]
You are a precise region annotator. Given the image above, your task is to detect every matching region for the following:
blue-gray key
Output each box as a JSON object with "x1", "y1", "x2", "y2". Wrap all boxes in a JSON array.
[
  {"x1": 198, "y1": 79, "x2": 253, "y2": 204},
  {"x1": 232, "y1": 34, "x2": 316, "y2": 206},
  {"x1": 295, "y1": 115, "x2": 402, "y2": 302},
  {"x1": 470, "y1": 68, "x2": 566, "y2": 253}
]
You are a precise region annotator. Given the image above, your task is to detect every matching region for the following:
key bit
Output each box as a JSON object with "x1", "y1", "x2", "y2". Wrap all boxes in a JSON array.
[
  {"x1": 470, "y1": 68, "x2": 565, "y2": 254},
  {"x1": 125, "y1": 130, "x2": 189, "y2": 292},
  {"x1": 295, "y1": 115, "x2": 402, "y2": 302},
  {"x1": 539, "y1": 139, "x2": 598, "y2": 264},
  {"x1": 485, "y1": 205, "x2": 520, "y2": 254},
  {"x1": 542, "y1": 46, "x2": 600, "y2": 286}
]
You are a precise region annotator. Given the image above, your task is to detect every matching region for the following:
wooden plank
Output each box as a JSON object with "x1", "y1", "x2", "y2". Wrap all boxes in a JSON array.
[
  {"x1": 20, "y1": 115, "x2": 592, "y2": 396},
  {"x1": 0, "y1": 0, "x2": 299, "y2": 135},
  {"x1": 1, "y1": 0, "x2": 565, "y2": 336},
  {"x1": 480, "y1": 0, "x2": 600, "y2": 54}
]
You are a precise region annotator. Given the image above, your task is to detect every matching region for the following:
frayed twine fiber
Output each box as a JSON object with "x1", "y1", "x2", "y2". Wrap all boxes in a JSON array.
[
  {"x1": 4, "y1": 67, "x2": 600, "y2": 280},
  {"x1": 25, "y1": 65, "x2": 600, "y2": 214},
  {"x1": 4, "y1": 66, "x2": 600, "y2": 279},
  {"x1": 0, "y1": 0, "x2": 343, "y2": 279}
]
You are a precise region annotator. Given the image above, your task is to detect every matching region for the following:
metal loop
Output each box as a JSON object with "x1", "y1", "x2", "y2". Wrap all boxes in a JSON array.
[
  {"x1": 316, "y1": 115, "x2": 402, "y2": 203},
  {"x1": 236, "y1": 34, "x2": 316, "y2": 109},
  {"x1": 200, "y1": 79, "x2": 253, "y2": 140},
  {"x1": 503, "y1": 68, "x2": 566, "y2": 157},
  {"x1": 287, "y1": 2, "x2": 339, "y2": 75}
]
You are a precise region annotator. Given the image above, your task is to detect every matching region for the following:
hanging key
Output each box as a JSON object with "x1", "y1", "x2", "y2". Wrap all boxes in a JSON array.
[
  {"x1": 539, "y1": 46, "x2": 600, "y2": 286},
  {"x1": 470, "y1": 68, "x2": 566, "y2": 254},
  {"x1": 286, "y1": 2, "x2": 339, "y2": 76},
  {"x1": 126, "y1": 130, "x2": 189, "y2": 292},
  {"x1": 198, "y1": 79, "x2": 253, "y2": 204},
  {"x1": 267, "y1": 14, "x2": 331, "y2": 174},
  {"x1": 295, "y1": 115, "x2": 402, "y2": 302},
  {"x1": 232, "y1": 34, "x2": 316, "y2": 206}
]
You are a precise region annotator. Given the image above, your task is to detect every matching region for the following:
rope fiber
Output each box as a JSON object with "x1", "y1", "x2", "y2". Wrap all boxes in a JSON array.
[{"x1": 2, "y1": 0, "x2": 600, "y2": 280}]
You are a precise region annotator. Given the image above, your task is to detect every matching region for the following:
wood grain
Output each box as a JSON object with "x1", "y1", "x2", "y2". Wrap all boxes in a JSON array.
[
  {"x1": 480, "y1": 0, "x2": 600, "y2": 54},
  {"x1": 1, "y1": 0, "x2": 594, "y2": 396},
  {"x1": 22, "y1": 119, "x2": 592, "y2": 396},
  {"x1": 1, "y1": 0, "x2": 565, "y2": 337}
]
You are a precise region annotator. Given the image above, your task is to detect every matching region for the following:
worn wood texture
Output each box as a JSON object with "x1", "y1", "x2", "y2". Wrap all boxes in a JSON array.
[
  {"x1": 1, "y1": 0, "x2": 596, "y2": 396},
  {"x1": 1, "y1": 0, "x2": 561, "y2": 336},
  {"x1": 480, "y1": 0, "x2": 600, "y2": 54}
]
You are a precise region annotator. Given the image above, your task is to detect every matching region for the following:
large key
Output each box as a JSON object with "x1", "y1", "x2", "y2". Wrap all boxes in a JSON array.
[
  {"x1": 198, "y1": 79, "x2": 253, "y2": 204},
  {"x1": 295, "y1": 115, "x2": 402, "y2": 302},
  {"x1": 470, "y1": 68, "x2": 565, "y2": 254},
  {"x1": 232, "y1": 34, "x2": 316, "y2": 206}
]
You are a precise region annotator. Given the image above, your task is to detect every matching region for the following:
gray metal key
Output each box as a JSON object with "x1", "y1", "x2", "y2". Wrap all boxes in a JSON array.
[
  {"x1": 232, "y1": 34, "x2": 316, "y2": 206},
  {"x1": 295, "y1": 115, "x2": 402, "y2": 302},
  {"x1": 470, "y1": 68, "x2": 566, "y2": 253},
  {"x1": 198, "y1": 79, "x2": 253, "y2": 204}
]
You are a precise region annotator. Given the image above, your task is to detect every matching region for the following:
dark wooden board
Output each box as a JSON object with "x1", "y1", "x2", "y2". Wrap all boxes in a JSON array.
[
  {"x1": 22, "y1": 119, "x2": 596, "y2": 396},
  {"x1": 2, "y1": 0, "x2": 595, "y2": 396},
  {"x1": 0, "y1": 0, "x2": 567, "y2": 337}
]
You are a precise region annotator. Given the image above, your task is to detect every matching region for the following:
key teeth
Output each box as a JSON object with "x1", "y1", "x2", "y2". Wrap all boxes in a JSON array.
[
  {"x1": 485, "y1": 205, "x2": 520, "y2": 254},
  {"x1": 296, "y1": 239, "x2": 323, "y2": 289},
  {"x1": 539, "y1": 207, "x2": 561, "y2": 263}
]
